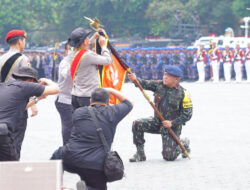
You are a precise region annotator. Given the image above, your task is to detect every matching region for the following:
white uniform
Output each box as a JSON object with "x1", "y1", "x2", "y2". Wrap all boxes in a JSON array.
[
  {"x1": 210, "y1": 47, "x2": 220, "y2": 82},
  {"x1": 245, "y1": 48, "x2": 250, "y2": 82},
  {"x1": 222, "y1": 50, "x2": 233, "y2": 82},
  {"x1": 195, "y1": 50, "x2": 206, "y2": 82},
  {"x1": 0, "y1": 48, "x2": 30, "y2": 82},
  {"x1": 233, "y1": 50, "x2": 243, "y2": 83}
]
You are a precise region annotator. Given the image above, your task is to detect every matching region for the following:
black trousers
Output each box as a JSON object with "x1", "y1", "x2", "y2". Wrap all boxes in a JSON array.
[
  {"x1": 55, "y1": 99, "x2": 73, "y2": 145},
  {"x1": 0, "y1": 137, "x2": 18, "y2": 161},
  {"x1": 13, "y1": 118, "x2": 27, "y2": 159},
  {"x1": 64, "y1": 163, "x2": 107, "y2": 190},
  {"x1": 51, "y1": 148, "x2": 107, "y2": 190},
  {"x1": 72, "y1": 95, "x2": 90, "y2": 111},
  {"x1": 0, "y1": 118, "x2": 27, "y2": 161}
]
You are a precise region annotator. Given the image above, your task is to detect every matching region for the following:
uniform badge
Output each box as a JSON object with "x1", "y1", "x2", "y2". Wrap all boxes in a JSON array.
[{"x1": 182, "y1": 90, "x2": 192, "y2": 108}]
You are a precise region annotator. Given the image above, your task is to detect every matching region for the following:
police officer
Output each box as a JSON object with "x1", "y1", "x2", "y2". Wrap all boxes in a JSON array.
[
  {"x1": 0, "y1": 30, "x2": 30, "y2": 82},
  {"x1": 0, "y1": 30, "x2": 39, "y2": 158},
  {"x1": 55, "y1": 42, "x2": 74, "y2": 145},
  {"x1": 69, "y1": 27, "x2": 112, "y2": 109},
  {"x1": 128, "y1": 65, "x2": 193, "y2": 162},
  {"x1": 185, "y1": 52, "x2": 196, "y2": 80},
  {"x1": 140, "y1": 61, "x2": 151, "y2": 80}
]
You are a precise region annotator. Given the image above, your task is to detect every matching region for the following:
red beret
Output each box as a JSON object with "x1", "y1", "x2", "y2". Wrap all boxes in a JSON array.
[{"x1": 5, "y1": 30, "x2": 26, "y2": 43}]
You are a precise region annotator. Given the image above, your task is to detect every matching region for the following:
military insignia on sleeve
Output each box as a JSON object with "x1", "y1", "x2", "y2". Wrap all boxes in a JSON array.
[{"x1": 182, "y1": 90, "x2": 192, "y2": 108}]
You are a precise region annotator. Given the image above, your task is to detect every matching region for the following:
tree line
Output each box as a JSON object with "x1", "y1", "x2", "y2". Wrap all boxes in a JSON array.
[{"x1": 0, "y1": 0, "x2": 249, "y2": 46}]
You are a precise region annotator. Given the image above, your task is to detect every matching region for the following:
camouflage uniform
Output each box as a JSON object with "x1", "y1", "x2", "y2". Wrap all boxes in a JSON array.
[{"x1": 132, "y1": 79, "x2": 193, "y2": 161}]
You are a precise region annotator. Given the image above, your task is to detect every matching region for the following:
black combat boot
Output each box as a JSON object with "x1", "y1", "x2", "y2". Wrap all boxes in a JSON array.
[
  {"x1": 129, "y1": 145, "x2": 146, "y2": 162},
  {"x1": 181, "y1": 138, "x2": 191, "y2": 158}
]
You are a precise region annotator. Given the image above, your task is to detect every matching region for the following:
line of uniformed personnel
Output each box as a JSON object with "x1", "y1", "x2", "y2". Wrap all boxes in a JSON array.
[
  {"x1": 2, "y1": 42, "x2": 249, "y2": 83},
  {"x1": 119, "y1": 43, "x2": 250, "y2": 83},
  {"x1": 195, "y1": 42, "x2": 250, "y2": 83}
]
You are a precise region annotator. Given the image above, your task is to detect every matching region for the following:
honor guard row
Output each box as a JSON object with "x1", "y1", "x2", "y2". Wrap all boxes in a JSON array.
[{"x1": 195, "y1": 42, "x2": 250, "y2": 83}]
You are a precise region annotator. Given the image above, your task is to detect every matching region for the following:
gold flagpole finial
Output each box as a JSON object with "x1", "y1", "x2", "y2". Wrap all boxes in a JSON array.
[{"x1": 83, "y1": 16, "x2": 104, "y2": 32}]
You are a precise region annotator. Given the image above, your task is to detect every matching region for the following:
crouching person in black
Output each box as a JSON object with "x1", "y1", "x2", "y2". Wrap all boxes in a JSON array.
[
  {"x1": 51, "y1": 88, "x2": 133, "y2": 190},
  {"x1": 0, "y1": 66, "x2": 59, "y2": 161}
]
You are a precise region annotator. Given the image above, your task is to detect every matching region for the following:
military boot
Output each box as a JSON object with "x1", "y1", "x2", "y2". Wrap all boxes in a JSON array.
[
  {"x1": 181, "y1": 138, "x2": 191, "y2": 158},
  {"x1": 129, "y1": 145, "x2": 146, "y2": 162}
]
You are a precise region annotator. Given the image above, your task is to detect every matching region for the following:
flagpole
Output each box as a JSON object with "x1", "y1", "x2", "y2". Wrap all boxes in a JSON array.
[
  {"x1": 106, "y1": 41, "x2": 190, "y2": 159},
  {"x1": 53, "y1": 43, "x2": 58, "y2": 82},
  {"x1": 84, "y1": 17, "x2": 190, "y2": 159},
  {"x1": 107, "y1": 42, "x2": 129, "y2": 70}
]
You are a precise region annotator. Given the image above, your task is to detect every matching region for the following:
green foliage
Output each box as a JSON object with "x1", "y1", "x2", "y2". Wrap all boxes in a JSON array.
[
  {"x1": 0, "y1": 0, "x2": 248, "y2": 45},
  {"x1": 232, "y1": 0, "x2": 250, "y2": 18},
  {"x1": 145, "y1": 0, "x2": 185, "y2": 35},
  {"x1": 145, "y1": 0, "x2": 240, "y2": 36},
  {"x1": 194, "y1": 0, "x2": 237, "y2": 34},
  {"x1": 0, "y1": 0, "x2": 60, "y2": 45}
]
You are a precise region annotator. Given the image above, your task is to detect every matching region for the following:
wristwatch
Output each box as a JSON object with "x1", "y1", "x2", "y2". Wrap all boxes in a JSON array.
[{"x1": 30, "y1": 96, "x2": 38, "y2": 104}]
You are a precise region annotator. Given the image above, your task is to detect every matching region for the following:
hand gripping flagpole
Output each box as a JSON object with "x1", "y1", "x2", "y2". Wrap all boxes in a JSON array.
[{"x1": 83, "y1": 16, "x2": 190, "y2": 159}]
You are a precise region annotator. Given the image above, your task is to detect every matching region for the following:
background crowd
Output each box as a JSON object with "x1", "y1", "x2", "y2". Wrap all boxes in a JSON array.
[{"x1": 1, "y1": 45, "x2": 249, "y2": 82}]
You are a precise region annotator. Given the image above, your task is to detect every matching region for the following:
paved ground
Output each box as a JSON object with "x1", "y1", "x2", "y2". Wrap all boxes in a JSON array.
[{"x1": 21, "y1": 81, "x2": 250, "y2": 190}]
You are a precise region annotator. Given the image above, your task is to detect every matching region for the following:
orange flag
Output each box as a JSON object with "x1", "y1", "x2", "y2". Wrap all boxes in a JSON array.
[
  {"x1": 95, "y1": 39, "x2": 127, "y2": 104},
  {"x1": 99, "y1": 54, "x2": 127, "y2": 104}
]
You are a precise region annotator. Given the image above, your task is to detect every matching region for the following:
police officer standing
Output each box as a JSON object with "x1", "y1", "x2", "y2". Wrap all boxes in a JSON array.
[
  {"x1": 128, "y1": 65, "x2": 193, "y2": 162},
  {"x1": 55, "y1": 42, "x2": 74, "y2": 145},
  {"x1": 68, "y1": 27, "x2": 112, "y2": 109},
  {"x1": 0, "y1": 30, "x2": 39, "y2": 159},
  {"x1": 0, "y1": 30, "x2": 30, "y2": 82}
]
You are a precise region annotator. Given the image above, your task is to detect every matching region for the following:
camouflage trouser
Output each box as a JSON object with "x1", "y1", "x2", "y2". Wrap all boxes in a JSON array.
[{"x1": 132, "y1": 117, "x2": 182, "y2": 161}]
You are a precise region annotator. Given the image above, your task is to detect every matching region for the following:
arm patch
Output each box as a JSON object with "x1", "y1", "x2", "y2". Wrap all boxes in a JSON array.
[{"x1": 182, "y1": 90, "x2": 193, "y2": 108}]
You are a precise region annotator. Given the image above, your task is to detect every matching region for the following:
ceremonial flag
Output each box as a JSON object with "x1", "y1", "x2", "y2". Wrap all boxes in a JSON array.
[{"x1": 95, "y1": 39, "x2": 127, "y2": 104}]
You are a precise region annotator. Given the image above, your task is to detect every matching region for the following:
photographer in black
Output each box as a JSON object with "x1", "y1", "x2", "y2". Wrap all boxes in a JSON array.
[{"x1": 0, "y1": 66, "x2": 59, "y2": 161}]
